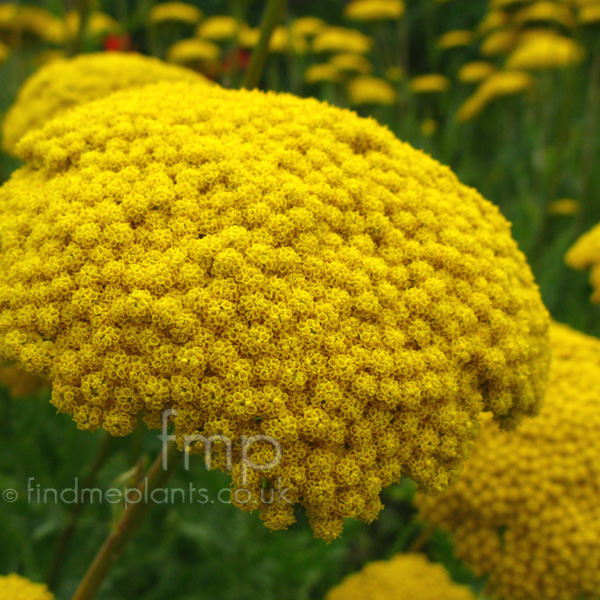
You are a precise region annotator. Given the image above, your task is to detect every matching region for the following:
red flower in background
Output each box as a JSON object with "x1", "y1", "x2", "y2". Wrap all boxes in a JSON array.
[{"x1": 103, "y1": 34, "x2": 132, "y2": 52}]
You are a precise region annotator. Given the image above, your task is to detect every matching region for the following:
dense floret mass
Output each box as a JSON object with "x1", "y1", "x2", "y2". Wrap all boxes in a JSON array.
[
  {"x1": 0, "y1": 574, "x2": 54, "y2": 600},
  {"x1": 417, "y1": 322, "x2": 600, "y2": 600},
  {"x1": 0, "y1": 82, "x2": 549, "y2": 540},
  {"x1": 326, "y1": 553, "x2": 476, "y2": 600},
  {"x1": 2, "y1": 52, "x2": 207, "y2": 154}
]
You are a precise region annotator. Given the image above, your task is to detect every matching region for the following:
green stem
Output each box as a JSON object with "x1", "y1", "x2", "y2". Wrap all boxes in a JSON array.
[
  {"x1": 242, "y1": 0, "x2": 287, "y2": 90},
  {"x1": 71, "y1": 0, "x2": 92, "y2": 56},
  {"x1": 46, "y1": 432, "x2": 114, "y2": 591},
  {"x1": 70, "y1": 441, "x2": 179, "y2": 600}
]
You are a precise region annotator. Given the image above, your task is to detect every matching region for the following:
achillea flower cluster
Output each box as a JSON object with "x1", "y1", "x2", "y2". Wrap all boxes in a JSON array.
[
  {"x1": 566, "y1": 223, "x2": 600, "y2": 302},
  {"x1": 347, "y1": 77, "x2": 397, "y2": 105},
  {"x1": 456, "y1": 71, "x2": 533, "y2": 122},
  {"x1": 0, "y1": 364, "x2": 48, "y2": 399},
  {"x1": 0, "y1": 41, "x2": 9, "y2": 63},
  {"x1": 304, "y1": 64, "x2": 341, "y2": 84},
  {"x1": 458, "y1": 61, "x2": 497, "y2": 84},
  {"x1": 514, "y1": 1, "x2": 575, "y2": 27},
  {"x1": 167, "y1": 38, "x2": 220, "y2": 64},
  {"x1": 2, "y1": 53, "x2": 207, "y2": 155},
  {"x1": 579, "y1": 3, "x2": 600, "y2": 24},
  {"x1": 438, "y1": 30, "x2": 474, "y2": 50},
  {"x1": 291, "y1": 17, "x2": 325, "y2": 38},
  {"x1": 481, "y1": 30, "x2": 518, "y2": 56},
  {"x1": 418, "y1": 322, "x2": 600, "y2": 600},
  {"x1": 548, "y1": 198, "x2": 580, "y2": 215},
  {"x1": 0, "y1": 82, "x2": 549, "y2": 540},
  {"x1": 150, "y1": 2, "x2": 203, "y2": 25},
  {"x1": 64, "y1": 11, "x2": 119, "y2": 39},
  {"x1": 330, "y1": 53, "x2": 373, "y2": 75},
  {"x1": 326, "y1": 553, "x2": 476, "y2": 600},
  {"x1": 410, "y1": 74, "x2": 450, "y2": 93},
  {"x1": 196, "y1": 16, "x2": 238, "y2": 41},
  {"x1": 343, "y1": 0, "x2": 405, "y2": 21},
  {"x1": 506, "y1": 34, "x2": 584, "y2": 70},
  {"x1": 312, "y1": 27, "x2": 373, "y2": 54},
  {"x1": 0, "y1": 5, "x2": 64, "y2": 44},
  {"x1": 0, "y1": 574, "x2": 54, "y2": 600}
]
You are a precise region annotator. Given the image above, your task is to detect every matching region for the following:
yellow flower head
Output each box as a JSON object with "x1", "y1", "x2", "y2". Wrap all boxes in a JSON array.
[
  {"x1": 566, "y1": 222, "x2": 600, "y2": 302},
  {"x1": 313, "y1": 27, "x2": 373, "y2": 54},
  {"x1": 166, "y1": 38, "x2": 220, "y2": 64},
  {"x1": 291, "y1": 16, "x2": 326, "y2": 38},
  {"x1": 0, "y1": 364, "x2": 49, "y2": 399},
  {"x1": 150, "y1": 2, "x2": 203, "y2": 25},
  {"x1": 344, "y1": 0, "x2": 406, "y2": 21},
  {"x1": 326, "y1": 553, "x2": 476, "y2": 600},
  {"x1": 438, "y1": 30, "x2": 474, "y2": 50},
  {"x1": 0, "y1": 5, "x2": 64, "y2": 44},
  {"x1": 64, "y1": 11, "x2": 119, "y2": 39},
  {"x1": 421, "y1": 118, "x2": 438, "y2": 137},
  {"x1": 478, "y1": 10, "x2": 509, "y2": 35},
  {"x1": 269, "y1": 26, "x2": 308, "y2": 54},
  {"x1": 304, "y1": 63, "x2": 341, "y2": 84},
  {"x1": 196, "y1": 15, "x2": 239, "y2": 41},
  {"x1": 579, "y1": 4, "x2": 600, "y2": 24},
  {"x1": 330, "y1": 53, "x2": 373, "y2": 75},
  {"x1": 2, "y1": 53, "x2": 207, "y2": 154},
  {"x1": 0, "y1": 574, "x2": 54, "y2": 600},
  {"x1": 456, "y1": 70, "x2": 533, "y2": 122},
  {"x1": 481, "y1": 29, "x2": 518, "y2": 56},
  {"x1": 548, "y1": 198, "x2": 580, "y2": 215},
  {"x1": 514, "y1": 1, "x2": 576, "y2": 27},
  {"x1": 0, "y1": 82, "x2": 549, "y2": 541},
  {"x1": 385, "y1": 65, "x2": 404, "y2": 81},
  {"x1": 347, "y1": 76, "x2": 397, "y2": 105},
  {"x1": 458, "y1": 61, "x2": 497, "y2": 83},
  {"x1": 409, "y1": 74, "x2": 450, "y2": 93},
  {"x1": 418, "y1": 322, "x2": 600, "y2": 600},
  {"x1": 506, "y1": 33, "x2": 584, "y2": 70},
  {"x1": 0, "y1": 41, "x2": 9, "y2": 64}
]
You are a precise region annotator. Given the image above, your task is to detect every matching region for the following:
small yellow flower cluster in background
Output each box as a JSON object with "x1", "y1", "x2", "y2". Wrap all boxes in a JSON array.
[
  {"x1": 548, "y1": 198, "x2": 580, "y2": 215},
  {"x1": 0, "y1": 574, "x2": 54, "y2": 600},
  {"x1": 0, "y1": 5, "x2": 64, "y2": 45},
  {"x1": 343, "y1": 0, "x2": 406, "y2": 22},
  {"x1": 347, "y1": 76, "x2": 397, "y2": 105},
  {"x1": 64, "y1": 11, "x2": 119, "y2": 40},
  {"x1": 312, "y1": 26, "x2": 373, "y2": 54},
  {"x1": 438, "y1": 30, "x2": 474, "y2": 50},
  {"x1": 167, "y1": 38, "x2": 220, "y2": 64},
  {"x1": 330, "y1": 53, "x2": 373, "y2": 75},
  {"x1": 196, "y1": 15, "x2": 238, "y2": 41},
  {"x1": 566, "y1": 221, "x2": 600, "y2": 302},
  {"x1": 304, "y1": 63, "x2": 341, "y2": 84},
  {"x1": 410, "y1": 74, "x2": 450, "y2": 93},
  {"x1": 458, "y1": 61, "x2": 497, "y2": 84},
  {"x1": 2, "y1": 52, "x2": 207, "y2": 154},
  {"x1": 0, "y1": 364, "x2": 49, "y2": 400},
  {"x1": 507, "y1": 31, "x2": 584, "y2": 69},
  {"x1": 456, "y1": 71, "x2": 533, "y2": 122},
  {"x1": 291, "y1": 16, "x2": 326, "y2": 38},
  {"x1": 150, "y1": 2, "x2": 203, "y2": 25},
  {"x1": 326, "y1": 553, "x2": 476, "y2": 600},
  {"x1": 0, "y1": 40, "x2": 9, "y2": 63},
  {"x1": 579, "y1": 3, "x2": 600, "y2": 24},
  {"x1": 0, "y1": 81, "x2": 549, "y2": 541},
  {"x1": 514, "y1": 1, "x2": 575, "y2": 27},
  {"x1": 418, "y1": 322, "x2": 600, "y2": 600}
]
